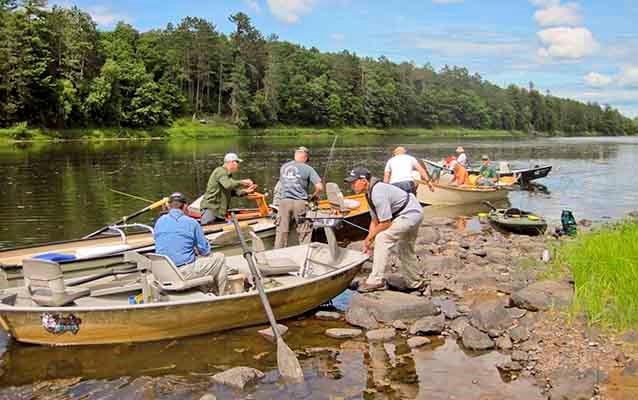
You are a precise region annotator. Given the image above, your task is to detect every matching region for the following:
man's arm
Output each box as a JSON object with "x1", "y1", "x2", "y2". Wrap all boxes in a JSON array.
[
  {"x1": 193, "y1": 224, "x2": 211, "y2": 257},
  {"x1": 383, "y1": 171, "x2": 391, "y2": 183},
  {"x1": 308, "y1": 167, "x2": 323, "y2": 199},
  {"x1": 363, "y1": 217, "x2": 392, "y2": 253},
  {"x1": 311, "y1": 182, "x2": 323, "y2": 199},
  {"x1": 218, "y1": 173, "x2": 244, "y2": 191},
  {"x1": 413, "y1": 159, "x2": 434, "y2": 191}
]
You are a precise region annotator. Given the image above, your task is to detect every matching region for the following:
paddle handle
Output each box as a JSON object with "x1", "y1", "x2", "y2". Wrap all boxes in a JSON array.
[{"x1": 230, "y1": 212, "x2": 281, "y2": 342}]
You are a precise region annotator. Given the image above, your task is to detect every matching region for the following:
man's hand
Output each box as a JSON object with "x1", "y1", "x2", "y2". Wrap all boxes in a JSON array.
[
  {"x1": 245, "y1": 184, "x2": 257, "y2": 193},
  {"x1": 363, "y1": 236, "x2": 373, "y2": 255},
  {"x1": 240, "y1": 179, "x2": 254, "y2": 187},
  {"x1": 427, "y1": 181, "x2": 434, "y2": 192}
]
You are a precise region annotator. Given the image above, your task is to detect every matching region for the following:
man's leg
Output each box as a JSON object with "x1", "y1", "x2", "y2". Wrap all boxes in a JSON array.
[
  {"x1": 292, "y1": 200, "x2": 312, "y2": 245},
  {"x1": 365, "y1": 225, "x2": 401, "y2": 285},
  {"x1": 184, "y1": 253, "x2": 228, "y2": 295},
  {"x1": 395, "y1": 217, "x2": 424, "y2": 289},
  {"x1": 274, "y1": 199, "x2": 293, "y2": 249}
]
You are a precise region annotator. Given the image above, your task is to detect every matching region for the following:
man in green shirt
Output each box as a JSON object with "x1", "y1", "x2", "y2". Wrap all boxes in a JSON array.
[
  {"x1": 200, "y1": 153, "x2": 256, "y2": 225},
  {"x1": 477, "y1": 154, "x2": 498, "y2": 186}
]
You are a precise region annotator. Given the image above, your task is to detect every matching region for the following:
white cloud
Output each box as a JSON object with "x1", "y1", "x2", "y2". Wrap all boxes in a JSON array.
[
  {"x1": 88, "y1": 6, "x2": 129, "y2": 27},
  {"x1": 537, "y1": 27, "x2": 598, "y2": 59},
  {"x1": 584, "y1": 72, "x2": 613, "y2": 87},
  {"x1": 245, "y1": 0, "x2": 262, "y2": 15},
  {"x1": 529, "y1": 0, "x2": 560, "y2": 7},
  {"x1": 396, "y1": 31, "x2": 530, "y2": 58},
  {"x1": 267, "y1": 0, "x2": 316, "y2": 23},
  {"x1": 534, "y1": 2, "x2": 582, "y2": 27},
  {"x1": 432, "y1": 0, "x2": 464, "y2": 4},
  {"x1": 616, "y1": 66, "x2": 638, "y2": 88}
]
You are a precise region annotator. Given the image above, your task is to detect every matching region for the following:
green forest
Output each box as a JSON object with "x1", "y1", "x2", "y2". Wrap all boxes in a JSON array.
[{"x1": 1, "y1": 0, "x2": 637, "y2": 137}]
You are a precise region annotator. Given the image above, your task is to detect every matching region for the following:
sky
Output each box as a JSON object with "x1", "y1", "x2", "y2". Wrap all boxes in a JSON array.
[{"x1": 53, "y1": 0, "x2": 638, "y2": 117}]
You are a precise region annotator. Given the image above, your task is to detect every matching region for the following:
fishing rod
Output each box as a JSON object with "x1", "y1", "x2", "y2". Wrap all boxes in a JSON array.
[{"x1": 321, "y1": 136, "x2": 339, "y2": 186}]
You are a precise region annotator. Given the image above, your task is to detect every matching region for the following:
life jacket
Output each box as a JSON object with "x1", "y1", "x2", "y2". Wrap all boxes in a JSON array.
[{"x1": 366, "y1": 177, "x2": 410, "y2": 221}]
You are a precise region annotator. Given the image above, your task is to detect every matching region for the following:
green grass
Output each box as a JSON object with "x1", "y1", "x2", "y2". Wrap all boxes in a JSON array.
[{"x1": 551, "y1": 220, "x2": 638, "y2": 331}]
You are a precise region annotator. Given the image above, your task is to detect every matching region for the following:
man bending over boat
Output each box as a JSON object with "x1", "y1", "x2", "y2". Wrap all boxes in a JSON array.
[
  {"x1": 200, "y1": 153, "x2": 257, "y2": 225},
  {"x1": 345, "y1": 167, "x2": 426, "y2": 293},
  {"x1": 155, "y1": 192, "x2": 228, "y2": 295},
  {"x1": 383, "y1": 146, "x2": 432, "y2": 194}
]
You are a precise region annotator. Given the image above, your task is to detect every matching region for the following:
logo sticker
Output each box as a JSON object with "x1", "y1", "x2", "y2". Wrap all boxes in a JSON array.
[{"x1": 41, "y1": 313, "x2": 82, "y2": 335}]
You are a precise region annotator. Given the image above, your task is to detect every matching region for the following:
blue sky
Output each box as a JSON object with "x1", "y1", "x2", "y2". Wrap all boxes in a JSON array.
[{"x1": 54, "y1": 0, "x2": 638, "y2": 117}]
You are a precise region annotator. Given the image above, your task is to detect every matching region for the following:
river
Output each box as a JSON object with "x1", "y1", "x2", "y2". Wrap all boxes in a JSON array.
[{"x1": 0, "y1": 135, "x2": 637, "y2": 399}]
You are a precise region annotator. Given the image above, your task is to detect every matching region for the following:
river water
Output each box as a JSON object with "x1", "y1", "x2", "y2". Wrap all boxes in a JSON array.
[{"x1": 0, "y1": 135, "x2": 637, "y2": 399}]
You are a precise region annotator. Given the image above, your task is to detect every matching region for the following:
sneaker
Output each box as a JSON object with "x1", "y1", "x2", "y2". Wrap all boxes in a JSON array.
[{"x1": 357, "y1": 281, "x2": 388, "y2": 293}]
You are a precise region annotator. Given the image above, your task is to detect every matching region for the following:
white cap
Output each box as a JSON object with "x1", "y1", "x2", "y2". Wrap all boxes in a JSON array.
[{"x1": 224, "y1": 153, "x2": 243, "y2": 163}]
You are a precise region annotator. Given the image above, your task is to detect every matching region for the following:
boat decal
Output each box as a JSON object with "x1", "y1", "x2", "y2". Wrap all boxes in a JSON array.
[{"x1": 41, "y1": 313, "x2": 82, "y2": 335}]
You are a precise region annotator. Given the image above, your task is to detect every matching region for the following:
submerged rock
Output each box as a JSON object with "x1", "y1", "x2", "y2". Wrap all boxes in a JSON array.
[
  {"x1": 366, "y1": 328, "x2": 396, "y2": 342},
  {"x1": 409, "y1": 314, "x2": 446, "y2": 336},
  {"x1": 325, "y1": 328, "x2": 362, "y2": 339},
  {"x1": 212, "y1": 367, "x2": 265, "y2": 389},
  {"x1": 511, "y1": 280, "x2": 573, "y2": 311},
  {"x1": 258, "y1": 324, "x2": 288, "y2": 343},
  {"x1": 407, "y1": 336, "x2": 431, "y2": 348},
  {"x1": 548, "y1": 368, "x2": 608, "y2": 400},
  {"x1": 462, "y1": 326, "x2": 495, "y2": 351},
  {"x1": 345, "y1": 291, "x2": 437, "y2": 329}
]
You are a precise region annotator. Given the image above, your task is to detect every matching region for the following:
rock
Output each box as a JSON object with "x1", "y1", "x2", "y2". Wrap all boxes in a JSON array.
[
  {"x1": 325, "y1": 328, "x2": 362, "y2": 339},
  {"x1": 495, "y1": 335, "x2": 513, "y2": 350},
  {"x1": 345, "y1": 292, "x2": 438, "y2": 329},
  {"x1": 623, "y1": 360, "x2": 638, "y2": 376},
  {"x1": 432, "y1": 297, "x2": 459, "y2": 319},
  {"x1": 578, "y1": 219, "x2": 592, "y2": 227},
  {"x1": 507, "y1": 307, "x2": 527, "y2": 320},
  {"x1": 511, "y1": 350, "x2": 528, "y2": 362},
  {"x1": 258, "y1": 324, "x2": 288, "y2": 343},
  {"x1": 627, "y1": 210, "x2": 638, "y2": 219},
  {"x1": 470, "y1": 300, "x2": 513, "y2": 333},
  {"x1": 383, "y1": 343, "x2": 397, "y2": 365},
  {"x1": 511, "y1": 280, "x2": 573, "y2": 311},
  {"x1": 487, "y1": 329, "x2": 501, "y2": 338},
  {"x1": 417, "y1": 227, "x2": 441, "y2": 245},
  {"x1": 366, "y1": 328, "x2": 396, "y2": 342},
  {"x1": 549, "y1": 368, "x2": 608, "y2": 400},
  {"x1": 385, "y1": 273, "x2": 417, "y2": 292},
  {"x1": 621, "y1": 330, "x2": 638, "y2": 344},
  {"x1": 509, "y1": 326, "x2": 530, "y2": 343},
  {"x1": 420, "y1": 255, "x2": 463, "y2": 273},
  {"x1": 486, "y1": 248, "x2": 509, "y2": 264},
  {"x1": 391, "y1": 320, "x2": 408, "y2": 331},
  {"x1": 407, "y1": 336, "x2": 431, "y2": 348},
  {"x1": 199, "y1": 395, "x2": 217, "y2": 400},
  {"x1": 409, "y1": 314, "x2": 446, "y2": 336},
  {"x1": 315, "y1": 311, "x2": 341, "y2": 321},
  {"x1": 212, "y1": 367, "x2": 265, "y2": 389},
  {"x1": 497, "y1": 361, "x2": 523, "y2": 372},
  {"x1": 305, "y1": 347, "x2": 337, "y2": 356},
  {"x1": 423, "y1": 217, "x2": 455, "y2": 226},
  {"x1": 462, "y1": 326, "x2": 495, "y2": 351},
  {"x1": 450, "y1": 317, "x2": 470, "y2": 337}
]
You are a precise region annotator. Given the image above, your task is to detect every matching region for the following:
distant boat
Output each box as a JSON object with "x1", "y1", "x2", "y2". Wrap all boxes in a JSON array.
[{"x1": 468, "y1": 163, "x2": 552, "y2": 184}]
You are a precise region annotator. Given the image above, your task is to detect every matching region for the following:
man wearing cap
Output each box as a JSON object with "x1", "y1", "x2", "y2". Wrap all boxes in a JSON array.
[
  {"x1": 383, "y1": 146, "x2": 433, "y2": 194},
  {"x1": 345, "y1": 167, "x2": 425, "y2": 292},
  {"x1": 477, "y1": 155, "x2": 498, "y2": 186},
  {"x1": 274, "y1": 146, "x2": 323, "y2": 248},
  {"x1": 200, "y1": 153, "x2": 257, "y2": 225},
  {"x1": 154, "y1": 193, "x2": 228, "y2": 294}
]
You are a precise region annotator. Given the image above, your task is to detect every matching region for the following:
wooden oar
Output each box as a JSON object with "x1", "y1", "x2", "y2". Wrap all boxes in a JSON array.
[
  {"x1": 230, "y1": 212, "x2": 304, "y2": 382},
  {"x1": 483, "y1": 201, "x2": 497, "y2": 211},
  {"x1": 83, "y1": 197, "x2": 168, "y2": 239}
]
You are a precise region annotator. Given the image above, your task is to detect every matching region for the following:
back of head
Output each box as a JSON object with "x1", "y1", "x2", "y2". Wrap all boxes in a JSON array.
[
  {"x1": 168, "y1": 192, "x2": 187, "y2": 209},
  {"x1": 393, "y1": 146, "x2": 407, "y2": 156}
]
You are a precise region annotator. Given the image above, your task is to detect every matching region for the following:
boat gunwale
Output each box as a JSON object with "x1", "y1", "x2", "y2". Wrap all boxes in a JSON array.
[
  {"x1": 423, "y1": 158, "x2": 552, "y2": 177},
  {"x1": 0, "y1": 249, "x2": 368, "y2": 313}
]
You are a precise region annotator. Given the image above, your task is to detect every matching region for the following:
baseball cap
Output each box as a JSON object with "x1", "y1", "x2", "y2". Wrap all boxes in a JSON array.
[
  {"x1": 168, "y1": 192, "x2": 187, "y2": 204},
  {"x1": 295, "y1": 146, "x2": 309, "y2": 154},
  {"x1": 481, "y1": 154, "x2": 489, "y2": 160},
  {"x1": 344, "y1": 167, "x2": 371, "y2": 183},
  {"x1": 224, "y1": 153, "x2": 243, "y2": 163}
]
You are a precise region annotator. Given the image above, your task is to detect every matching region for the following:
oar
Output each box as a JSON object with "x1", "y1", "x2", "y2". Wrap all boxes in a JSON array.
[
  {"x1": 230, "y1": 212, "x2": 304, "y2": 382},
  {"x1": 483, "y1": 201, "x2": 497, "y2": 211},
  {"x1": 83, "y1": 197, "x2": 169, "y2": 239}
]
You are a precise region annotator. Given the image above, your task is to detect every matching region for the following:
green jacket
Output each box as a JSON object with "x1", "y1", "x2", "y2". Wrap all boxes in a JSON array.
[
  {"x1": 479, "y1": 164, "x2": 497, "y2": 179},
  {"x1": 201, "y1": 166, "x2": 247, "y2": 218}
]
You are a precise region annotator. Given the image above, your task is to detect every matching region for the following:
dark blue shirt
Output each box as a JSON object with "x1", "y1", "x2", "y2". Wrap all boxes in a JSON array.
[{"x1": 154, "y1": 209, "x2": 210, "y2": 266}]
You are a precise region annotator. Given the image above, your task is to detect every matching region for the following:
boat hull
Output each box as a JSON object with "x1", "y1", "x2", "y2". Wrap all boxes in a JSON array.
[
  {"x1": 488, "y1": 217, "x2": 547, "y2": 236},
  {"x1": 417, "y1": 183, "x2": 508, "y2": 206},
  {"x1": 0, "y1": 261, "x2": 362, "y2": 346}
]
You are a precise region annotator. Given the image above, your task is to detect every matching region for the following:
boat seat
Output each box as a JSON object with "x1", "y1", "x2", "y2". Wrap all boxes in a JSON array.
[
  {"x1": 326, "y1": 182, "x2": 360, "y2": 212},
  {"x1": 75, "y1": 244, "x2": 132, "y2": 259},
  {"x1": 90, "y1": 283, "x2": 143, "y2": 297},
  {"x1": 145, "y1": 254, "x2": 214, "y2": 291},
  {"x1": 22, "y1": 258, "x2": 90, "y2": 307},
  {"x1": 248, "y1": 231, "x2": 299, "y2": 276}
]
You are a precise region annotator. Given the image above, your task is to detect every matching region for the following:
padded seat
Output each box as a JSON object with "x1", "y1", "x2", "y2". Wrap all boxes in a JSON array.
[
  {"x1": 249, "y1": 230, "x2": 299, "y2": 276},
  {"x1": 23, "y1": 258, "x2": 90, "y2": 306},
  {"x1": 146, "y1": 254, "x2": 214, "y2": 291},
  {"x1": 326, "y1": 182, "x2": 359, "y2": 211}
]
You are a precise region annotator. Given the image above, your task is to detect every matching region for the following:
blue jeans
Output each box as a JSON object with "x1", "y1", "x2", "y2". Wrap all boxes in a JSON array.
[{"x1": 391, "y1": 180, "x2": 417, "y2": 195}]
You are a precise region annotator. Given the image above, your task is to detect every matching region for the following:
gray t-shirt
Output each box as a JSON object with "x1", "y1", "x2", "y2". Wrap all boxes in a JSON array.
[
  {"x1": 279, "y1": 161, "x2": 321, "y2": 200},
  {"x1": 369, "y1": 182, "x2": 423, "y2": 223}
]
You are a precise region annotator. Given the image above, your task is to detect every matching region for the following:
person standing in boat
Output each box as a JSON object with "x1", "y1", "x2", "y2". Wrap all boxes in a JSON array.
[
  {"x1": 477, "y1": 155, "x2": 498, "y2": 186},
  {"x1": 154, "y1": 192, "x2": 228, "y2": 294},
  {"x1": 345, "y1": 167, "x2": 425, "y2": 293},
  {"x1": 383, "y1": 146, "x2": 433, "y2": 194},
  {"x1": 455, "y1": 146, "x2": 468, "y2": 167},
  {"x1": 274, "y1": 146, "x2": 323, "y2": 248},
  {"x1": 200, "y1": 153, "x2": 257, "y2": 225}
]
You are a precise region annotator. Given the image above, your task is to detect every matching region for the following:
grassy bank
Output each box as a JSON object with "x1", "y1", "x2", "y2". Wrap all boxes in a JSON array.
[
  {"x1": 551, "y1": 220, "x2": 638, "y2": 331},
  {"x1": 0, "y1": 118, "x2": 529, "y2": 142}
]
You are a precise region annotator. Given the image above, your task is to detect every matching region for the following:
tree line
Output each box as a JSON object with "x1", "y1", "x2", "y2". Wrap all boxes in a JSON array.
[{"x1": 1, "y1": 1, "x2": 636, "y2": 135}]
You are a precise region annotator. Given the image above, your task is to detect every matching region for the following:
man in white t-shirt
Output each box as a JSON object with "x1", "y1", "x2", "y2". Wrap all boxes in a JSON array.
[
  {"x1": 383, "y1": 147, "x2": 433, "y2": 194},
  {"x1": 456, "y1": 146, "x2": 468, "y2": 167}
]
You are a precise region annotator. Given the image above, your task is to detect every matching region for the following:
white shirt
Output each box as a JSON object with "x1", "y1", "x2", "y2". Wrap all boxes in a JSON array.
[
  {"x1": 457, "y1": 153, "x2": 467, "y2": 167},
  {"x1": 384, "y1": 154, "x2": 420, "y2": 184}
]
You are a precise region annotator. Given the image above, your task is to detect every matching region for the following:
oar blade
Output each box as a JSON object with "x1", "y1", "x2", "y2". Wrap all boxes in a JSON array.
[{"x1": 276, "y1": 337, "x2": 304, "y2": 382}]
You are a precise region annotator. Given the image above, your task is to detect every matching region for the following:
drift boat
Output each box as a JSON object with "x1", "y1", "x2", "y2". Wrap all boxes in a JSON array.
[{"x1": 0, "y1": 227, "x2": 368, "y2": 346}]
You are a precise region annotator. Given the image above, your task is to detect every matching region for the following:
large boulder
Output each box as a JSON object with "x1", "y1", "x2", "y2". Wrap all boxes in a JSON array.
[
  {"x1": 461, "y1": 326, "x2": 494, "y2": 351},
  {"x1": 409, "y1": 314, "x2": 446, "y2": 335},
  {"x1": 212, "y1": 367, "x2": 265, "y2": 389},
  {"x1": 470, "y1": 299, "x2": 514, "y2": 333},
  {"x1": 345, "y1": 291, "x2": 438, "y2": 329},
  {"x1": 511, "y1": 281, "x2": 574, "y2": 311}
]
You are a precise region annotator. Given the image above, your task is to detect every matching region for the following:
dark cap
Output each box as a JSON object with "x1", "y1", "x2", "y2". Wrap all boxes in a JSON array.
[
  {"x1": 481, "y1": 154, "x2": 489, "y2": 160},
  {"x1": 344, "y1": 167, "x2": 371, "y2": 183},
  {"x1": 295, "y1": 146, "x2": 309, "y2": 154},
  {"x1": 168, "y1": 192, "x2": 187, "y2": 204}
]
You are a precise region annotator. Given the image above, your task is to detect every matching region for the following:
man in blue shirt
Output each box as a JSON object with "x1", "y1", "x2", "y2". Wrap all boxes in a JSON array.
[{"x1": 154, "y1": 192, "x2": 228, "y2": 295}]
